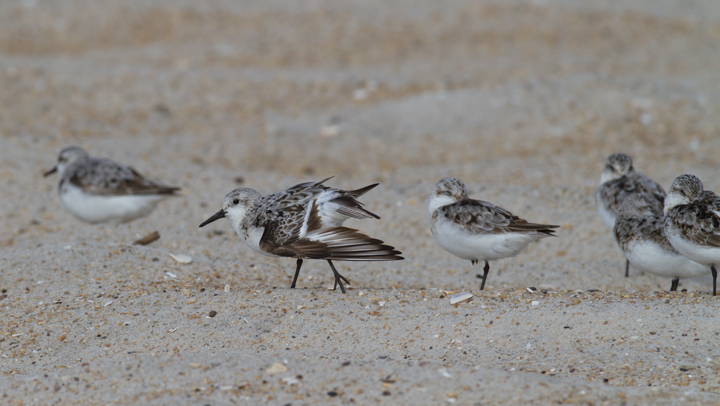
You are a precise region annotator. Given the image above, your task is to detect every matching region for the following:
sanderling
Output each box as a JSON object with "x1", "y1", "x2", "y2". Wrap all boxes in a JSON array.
[
  {"x1": 614, "y1": 193, "x2": 710, "y2": 292},
  {"x1": 199, "y1": 177, "x2": 403, "y2": 293},
  {"x1": 44, "y1": 146, "x2": 180, "y2": 224},
  {"x1": 700, "y1": 189, "x2": 720, "y2": 209},
  {"x1": 428, "y1": 178, "x2": 558, "y2": 290},
  {"x1": 663, "y1": 174, "x2": 719, "y2": 296},
  {"x1": 596, "y1": 153, "x2": 666, "y2": 277}
]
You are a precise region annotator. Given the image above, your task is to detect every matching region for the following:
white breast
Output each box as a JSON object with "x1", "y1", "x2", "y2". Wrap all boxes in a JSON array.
[
  {"x1": 597, "y1": 204, "x2": 617, "y2": 230},
  {"x1": 431, "y1": 217, "x2": 542, "y2": 262},
  {"x1": 236, "y1": 224, "x2": 281, "y2": 258},
  {"x1": 665, "y1": 223, "x2": 720, "y2": 266},
  {"x1": 60, "y1": 183, "x2": 166, "y2": 224},
  {"x1": 624, "y1": 240, "x2": 710, "y2": 279}
]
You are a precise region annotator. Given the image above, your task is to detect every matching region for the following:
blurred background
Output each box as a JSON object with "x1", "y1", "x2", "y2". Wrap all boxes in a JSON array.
[{"x1": 2, "y1": 0, "x2": 719, "y2": 177}]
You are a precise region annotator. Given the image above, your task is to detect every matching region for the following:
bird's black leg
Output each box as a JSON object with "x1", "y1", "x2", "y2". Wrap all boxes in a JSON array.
[
  {"x1": 339, "y1": 273, "x2": 351, "y2": 285},
  {"x1": 290, "y1": 259, "x2": 303, "y2": 289},
  {"x1": 332, "y1": 269, "x2": 351, "y2": 290},
  {"x1": 670, "y1": 277, "x2": 679, "y2": 292},
  {"x1": 625, "y1": 260, "x2": 630, "y2": 278},
  {"x1": 712, "y1": 265, "x2": 717, "y2": 296},
  {"x1": 327, "y1": 260, "x2": 347, "y2": 294},
  {"x1": 479, "y1": 261, "x2": 490, "y2": 291}
]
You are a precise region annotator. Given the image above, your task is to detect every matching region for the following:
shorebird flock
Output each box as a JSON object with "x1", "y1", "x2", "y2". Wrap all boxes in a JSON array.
[{"x1": 45, "y1": 146, "x2": 720, "y2": 295}]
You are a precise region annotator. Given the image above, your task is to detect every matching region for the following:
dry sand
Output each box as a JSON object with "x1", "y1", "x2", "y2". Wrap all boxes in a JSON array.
[{"x1": 2, "y1": 0, "x2": 720, "y2": 404}]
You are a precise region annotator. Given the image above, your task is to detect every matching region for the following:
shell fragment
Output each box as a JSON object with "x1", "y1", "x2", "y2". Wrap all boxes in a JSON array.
[
  {"x1": 169, "y1": 253, "x2": 192, "y2": 264},
  {"x1": 450, "y1": 292, "x2": 473, "y2": 305}
]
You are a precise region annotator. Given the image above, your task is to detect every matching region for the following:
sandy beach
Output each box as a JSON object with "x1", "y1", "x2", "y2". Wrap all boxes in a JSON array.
[{"x1": 2, "y1": 0, "x2": 720, "y2": 404}]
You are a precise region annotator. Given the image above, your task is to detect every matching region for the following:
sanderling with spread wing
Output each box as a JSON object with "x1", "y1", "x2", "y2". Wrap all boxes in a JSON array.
[
  {"x1": 663, "y1": 174, "x2": 720, "y2": 296},
  {"x1": 199, "y1": 177, "x2": 403, "y2": 293},
  {"x1": 428, "y1": 178, "x2": 559, "y2": 290},
  {"x1": 44, "y1": 145, "x2": 180, "y2": 224},
  {"x1": 596, "y1": 153, "x2": 666, "y2": 277},
  {"x1": 614, "y1": 193, "x2": 710, "y2": 292}
]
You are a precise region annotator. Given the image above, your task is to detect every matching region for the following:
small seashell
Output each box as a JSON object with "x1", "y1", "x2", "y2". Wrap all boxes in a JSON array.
[
  {"x1": 104, "y1": 300, "x2": 113, "y2": 307},
  {"x1": 169, "y1": 253, "x2": 192, "y2": 264},
  {"x1": 531, "y1": 300, "x2": 540, "y2": 306},
  {"x1": 166, "y1": 272, "x2": 177, "y2": 278},
  {"x1": 186, "y1": 298, "x2": 197, "y2": 304},
  {"x1": 450, "y1": 292, "x2": 473, "y2": 305},
  {"x1": 266, "y1": 362, "x2": 288, "y2": 375},
  {"x1": 281, "y1": 376, "x2": 300, "y2": 385},
  {"x1": 224, "y1": 284, "x2": 230, "y2": 293}
]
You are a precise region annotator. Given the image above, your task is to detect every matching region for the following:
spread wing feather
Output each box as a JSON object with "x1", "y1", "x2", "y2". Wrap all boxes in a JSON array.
[
  {"x1": 254, "y1": 178, "x2": 381, "y2": 232},
  {"x1": 282, "y1": 227, "x2": 403, "y2": 261},
  {"x1": 257, "y1": 180, "x2": 401, "y2": 260}
]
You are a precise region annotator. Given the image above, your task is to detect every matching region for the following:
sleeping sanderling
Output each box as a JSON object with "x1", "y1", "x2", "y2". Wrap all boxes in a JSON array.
[
  {"x1": 614, "y1": 193, "x2": 710, "y2": 292},
  {"x1": 428, "y1": 177, "x2": 558, "y2": 290},
  {"x1": 663, "y1": 174, "x2": 720, "y2": 296},
  {"x1": 596, "y1": 153, "x2": 665, "y2": 277}
]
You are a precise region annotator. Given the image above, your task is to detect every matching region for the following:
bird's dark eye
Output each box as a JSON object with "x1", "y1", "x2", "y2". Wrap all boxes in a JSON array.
[
  {"x1": 442, "y1": 191, "x2": 452, "y2": 196},
  {"x1": 233, "y1": 199, "x2": 239, "y2": 205}
]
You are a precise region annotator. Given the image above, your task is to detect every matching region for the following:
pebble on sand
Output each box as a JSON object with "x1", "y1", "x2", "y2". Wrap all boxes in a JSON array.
[{"x1": 266, "y1": 362, "x2": 288, "y2": 375}]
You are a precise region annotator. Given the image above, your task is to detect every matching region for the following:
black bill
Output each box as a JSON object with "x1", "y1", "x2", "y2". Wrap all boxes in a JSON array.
[
  {"x1": 43, "y1": 166, "x2": 58, "y2": 177},
  {"x1": 199, "y1": 209, "x2": 226, "y2": 227}
]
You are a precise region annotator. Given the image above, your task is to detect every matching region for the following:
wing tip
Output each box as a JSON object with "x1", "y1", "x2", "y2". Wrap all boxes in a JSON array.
[
  {"x1": 161, "y1": 186, "x2": 183, "y2": 196},
  {"x1": 347, "y1": 183, "x2": 380, "y2": 197}
]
